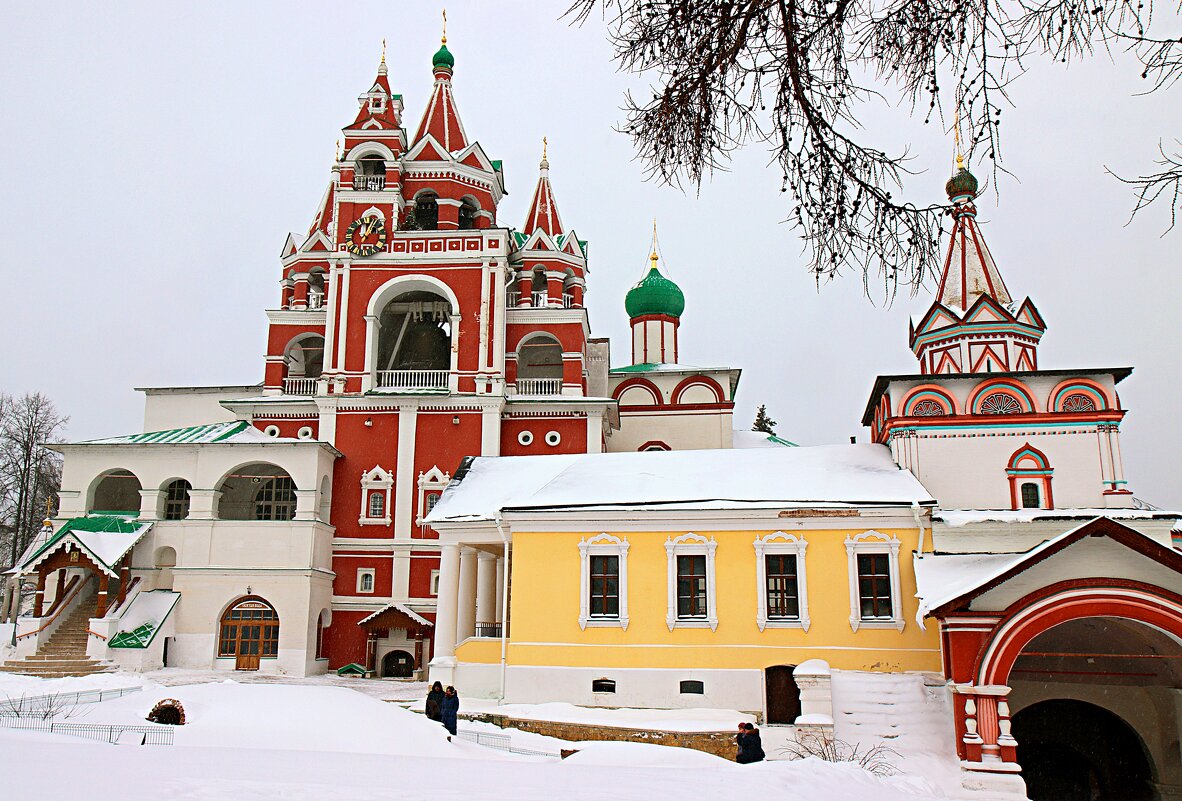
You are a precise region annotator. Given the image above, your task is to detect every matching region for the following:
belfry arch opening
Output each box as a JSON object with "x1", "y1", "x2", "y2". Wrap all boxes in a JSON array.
[
  {"x1": 355, "y1": 155, "x2": 386, "y2": 191},
  {"x1": 458, "y1": 197, "x2": 479, "y2": 230},
  {"x1": 1006, "y1": 616, "x2": 1180, "y2": 801},
  {"x1": 375, "y1": 290, "x2": 453, "y2": 386},
  {"x1": 90, "y1": 469, "x2": 142, "y2": 514},
  {"x1": 216, "y1": 463, "x2": 297, "y2": 521},
  {"x1": 285, "y1": 334, "x2": 325, "y2": 381},
  {"x1": 413, "y1": 191, "x2": 439, "y2": 230},
  {"x1": 516, "y1": 333, "x2": 563, "y2": 394}
]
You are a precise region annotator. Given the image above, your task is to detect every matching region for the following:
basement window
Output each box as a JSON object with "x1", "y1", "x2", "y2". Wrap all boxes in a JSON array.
[
  {"x1": 679, "y1": 680, "x2": 705, "y2": 695},
  {"x1": 591, "y1": 679, "x2": 616, "y2": 694}
]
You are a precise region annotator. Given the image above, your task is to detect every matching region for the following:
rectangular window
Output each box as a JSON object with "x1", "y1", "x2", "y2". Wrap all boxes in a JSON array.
[
  {"x1": 857, "y1": 554, "x2": 893, "y2": 619},
  {"x1": 589, "y1": 555, "x2": 619, "y2": 618},
  {"x1": 429, "y1": 570, "x2": 440, "y2": 597},
  {"x1": 676, "y1": 554, "x2": 708, "y2": 618},
  {"x1": 765, "y1": 554, "x2": 800, "y2": 620},
  {"x1": 357, "y1": 568, "x2": 376, "y2": 594}
]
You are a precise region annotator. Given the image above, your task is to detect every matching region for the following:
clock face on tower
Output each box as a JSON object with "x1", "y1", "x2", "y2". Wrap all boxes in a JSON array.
[{"x1": 344, "y1": 215, "x2": 387, "y2": 257}]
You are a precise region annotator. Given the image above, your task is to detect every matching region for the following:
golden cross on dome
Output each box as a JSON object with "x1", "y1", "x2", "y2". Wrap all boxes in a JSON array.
[
  {"x1": 442, "y1": 9, "x2": 448, "y2": 44},
  {"x1": 381, "y1": 38, "x2": 386, "y2": 65},
  {"x1": 954, "y1": 108, "x2": 965, "y2": 171},
  {"x1": 650, "y1": 219, "x2": 659, "y2": 268},
  {"x1": 542, "y1": 136, "x2": 548, "y2": 161}
]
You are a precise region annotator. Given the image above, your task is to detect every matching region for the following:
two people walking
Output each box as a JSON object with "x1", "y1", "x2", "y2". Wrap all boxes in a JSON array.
[
  {"x1": 735, "y1": 721, "x2": 765, "y2": 764},
  {"x1": 425, "y1": 681, "x2": 460, "y2": 738}
]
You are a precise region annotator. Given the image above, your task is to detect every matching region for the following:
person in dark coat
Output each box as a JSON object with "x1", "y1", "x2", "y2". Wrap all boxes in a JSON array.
[
  {"x1": 741, "y1": 722, "x2": 765, "y2": 763},
  {"x1": 440, "y1": 685, "x2": 460, "y2": 738},
  {"x1": 735, "y1": 723, "x2": 752, "y2": 763},
  {"x1": 425, "y1": 681, "x2": 445, "y2": 722}
]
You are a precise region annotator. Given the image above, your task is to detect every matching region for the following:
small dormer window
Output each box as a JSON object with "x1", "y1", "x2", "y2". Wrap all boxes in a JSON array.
[{"x1": 369, "y1": 95, "x2": 385, "y2": 113}]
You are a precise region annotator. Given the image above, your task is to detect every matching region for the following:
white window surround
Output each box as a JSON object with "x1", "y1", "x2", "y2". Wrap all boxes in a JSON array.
[
  {"x1": 359, "y1": 466, "x2": 393, "y2": 526},
  {"x1": 665, "y1": 533, "x2": 718, "y2": 632},
  {"x1": 578, "y1": 533, "x2": 630, "y2": 630},
  {"x1": 754, "y1": 532, "x2": 810, "y2": 632},
  {"x1": 416, "y1": 466, "x2": 450, "y2": 526},
  {"x1": 429, "y1": 569, "x2": 440, "y2": 597},
  {"x1": 845, "y1": 530, "x2": 905, "y2": 632},
  {"x1": 357, "y1": 568, "x2": 376, "y2": 594}
]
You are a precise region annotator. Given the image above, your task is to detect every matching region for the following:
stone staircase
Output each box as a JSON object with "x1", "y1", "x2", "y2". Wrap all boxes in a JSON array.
[{"x1": 0, "y1": 604, "x2": 114, "y2": 678}]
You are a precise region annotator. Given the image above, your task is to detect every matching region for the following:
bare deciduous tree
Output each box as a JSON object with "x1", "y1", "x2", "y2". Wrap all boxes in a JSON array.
[
  {"x1": 567, "y1": 0, "x2": 1180, "y2": 293},
  {"x1": 0, "y1": 393, "x2": 67, "y2": 569}
]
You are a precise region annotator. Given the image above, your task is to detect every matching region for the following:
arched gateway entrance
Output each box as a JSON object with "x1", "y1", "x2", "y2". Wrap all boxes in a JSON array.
[{"x1": 925, "y1": 518, "x2": 1182, "y2": 800}]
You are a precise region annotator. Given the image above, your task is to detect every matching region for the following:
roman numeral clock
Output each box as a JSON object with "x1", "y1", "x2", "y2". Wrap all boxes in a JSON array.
[{"x1": 344, "y1": 215, "x2": 387, "y2": 257}]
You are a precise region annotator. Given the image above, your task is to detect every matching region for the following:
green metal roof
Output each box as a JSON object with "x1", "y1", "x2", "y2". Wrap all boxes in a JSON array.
[
  {"x1": 22, "y1": 514, "x2": 151, "y2": 573},
  {"x1": 625, "y1": 267, "x2": 685, "y2": 319},
  {"x1": 85, "y1": 420, "x2": 254, "y2": 445}
]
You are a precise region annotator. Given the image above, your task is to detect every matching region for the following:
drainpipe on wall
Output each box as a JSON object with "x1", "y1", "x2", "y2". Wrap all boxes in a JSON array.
[{"x1": 494, "y1": 514, "x2": 510, "y2": 702}]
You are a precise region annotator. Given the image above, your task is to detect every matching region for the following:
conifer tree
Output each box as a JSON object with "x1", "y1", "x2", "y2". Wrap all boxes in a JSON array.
[{"x1": 752, "y1": 404, "x2": 777, "y2": 435}]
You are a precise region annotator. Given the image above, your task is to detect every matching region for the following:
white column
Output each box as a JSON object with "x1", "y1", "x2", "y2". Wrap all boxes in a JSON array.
[
  {"x1": 476, "y1": 551, "x2": 497, "y2": 628},
  {"x1": 430, "y1": 544, "x2": 461, "y2": 666},
  {"x1": 494, "y1": 556, "x2": 505, "y2": 624},
  {"x1": 457, "y1": 546, "x2": 478, "y2": 643},
  {"x1": 394, "y1": 407, "x2": 418, "y2": 538}
]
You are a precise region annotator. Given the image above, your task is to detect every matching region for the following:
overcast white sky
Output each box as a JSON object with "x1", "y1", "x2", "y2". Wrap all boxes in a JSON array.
[{"x1": 1, "y1": 2, "x2": 1178, "y2": 508}]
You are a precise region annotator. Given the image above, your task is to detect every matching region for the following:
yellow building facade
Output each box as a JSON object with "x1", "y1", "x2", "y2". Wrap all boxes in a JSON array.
[{"x1": 427, "y1": 446, "x2": 939, "y2": 716}]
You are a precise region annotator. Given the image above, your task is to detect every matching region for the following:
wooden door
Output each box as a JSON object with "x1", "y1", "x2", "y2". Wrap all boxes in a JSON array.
[
  {"x1": 236, "y1": 623, "x2": 262, "y2": 670},
  {"x1": 766, "y1": 665, "x2": 801, "y2": 724}
]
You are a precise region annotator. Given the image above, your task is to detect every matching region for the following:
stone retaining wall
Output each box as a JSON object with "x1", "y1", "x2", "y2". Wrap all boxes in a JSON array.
[{"x1": 461, "y1": 712, "x2": 738, "y2": 760}]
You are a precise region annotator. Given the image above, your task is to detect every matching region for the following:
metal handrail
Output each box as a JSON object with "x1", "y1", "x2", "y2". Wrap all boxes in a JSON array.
[
  {"x1": 375, "y1": 370, "x2": 449, "y2": 390},
  {"x1": 15, "y1": 576, "x2": 90, "y2": 641}
]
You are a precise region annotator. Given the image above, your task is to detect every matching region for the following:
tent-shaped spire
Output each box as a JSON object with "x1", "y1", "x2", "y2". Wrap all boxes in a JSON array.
[
  {"x1": 411, "y1": 30, "x2": 468, "y2": 152},
  {"x1": 522, "y1": 138, "x2": 564, "y2": 235},
  {"x1": 936, "y1": 163, "x2": 1012, "y2": 310},
  {"x1": 350, "y1": 42, "x2": 398, "y2": 129}
]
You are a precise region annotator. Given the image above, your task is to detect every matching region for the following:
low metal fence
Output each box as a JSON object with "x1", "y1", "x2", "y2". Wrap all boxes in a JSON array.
[
  {"x1": 0, "y1": 685, "x2": 143, "y2": 716},
  {"x1": 0, "y1": 716, "x2": 173, "y2": 745},
  {"x1": 456, "y1": 727, "x2": 559, "y2": 758}
]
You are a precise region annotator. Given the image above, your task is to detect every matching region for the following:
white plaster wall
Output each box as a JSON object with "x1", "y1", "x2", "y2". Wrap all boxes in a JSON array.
[
  {"x1": 609, "y1": 409, "x2": 734, "y2": 452},
  {"x1": 141, "y1": 387, "x2": 256, "y2": 432},
  {"x1": 901, "y1": 427, "x2": 1111, "y2": 509},
  {"x1": 492, "y1": 664, "x2": 765, "y2": 712}
]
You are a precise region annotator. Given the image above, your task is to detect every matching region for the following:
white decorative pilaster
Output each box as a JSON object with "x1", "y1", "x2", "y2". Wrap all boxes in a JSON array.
[{"x1": 457, "y1": 546, "x2": 477, "y2": 643}]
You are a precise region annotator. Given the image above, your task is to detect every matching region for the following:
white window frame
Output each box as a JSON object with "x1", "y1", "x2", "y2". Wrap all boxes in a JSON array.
[
  {"x1": 359, "y1": 465, "x2": 393, "y2": 526},
  {"x1": 357, "y1": 568, "x2": 376, "y2": 594},
  {"x1": 578, "y1": 534, "x2": 630, "y2": 630},
  {"x1": 845, "y1": 530, "x2": 904, "y2": 632},
  {"x1": 665, "y1": 532, "x2": 718, "y2": 631},
  {"x1": 429, "y1": 569, "x2": 440, "y2": 597},
  {"x1": 416, "y1": 466, "x2": 451, "y2": 528},
  {"x1": 754, "y1": 532, "x2": 810, "y2": 632}
]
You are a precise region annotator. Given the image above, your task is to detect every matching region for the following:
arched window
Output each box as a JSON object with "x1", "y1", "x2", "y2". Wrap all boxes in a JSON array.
[
  {"x1": 162, "y1": 479, "x2": 191, "y2": 520},
  {"x1": 91, "y1": 470, "x2": 142, "y2": 514},
  {"x1": 355, "y1": 155, "x2": 386, "y2": 191},
  {"x1": 413, "y1": 192, "x2": 439, "y2": 230},
  {"x1": 368, "y1": 491, "x2": 385, "y2": 520},
  {"x1": 531, "y1": 267, "x2": 548, "y2": 307},
  {"x1": 1021, "y1": 482, "x2": 1041, "y2": 509},
  {"x1": 980, "y1": 392, "x2": 1024, "y2": 415},
  {"x1": 285, "y1": 334, "x2": 325, "y2": 380},
  {"x1": 216, "y1": 464, "x2": 297, "y2": 521},
  {"x1": 458, "y1": 198, "x2": 479, "y2": 230},
  {"x1": 375, "y1": 291, "x2": 452, "y2": 384},
  {"x1": 516, "y1": 334, "x2": 563, "y2": 395},
  {"x1": 218, "y1": 596, "x2": 279, "y2": 671},
  {"x1": 307, "y1": 269, "x2": 327, "y2": 310},
  {"x1": 1007, "y1": 445, "x2": 1053, "y2": 511}
]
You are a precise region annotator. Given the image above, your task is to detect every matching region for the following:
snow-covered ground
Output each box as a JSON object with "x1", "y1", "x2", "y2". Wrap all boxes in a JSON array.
[{"x1": 0, "y1": 672, "x2": 963, "y2": 801}]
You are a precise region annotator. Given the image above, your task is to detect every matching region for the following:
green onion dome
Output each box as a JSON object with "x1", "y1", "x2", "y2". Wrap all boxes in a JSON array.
[
  {"x1": 433, "y1": 43, "x2": 454, "y2": 69},
  {"x1": 625, "y1": 260, "x2": 685, "y2": 319},
  {"x1": 945, "y1": 165, "x2": 979, "y2": 200}
]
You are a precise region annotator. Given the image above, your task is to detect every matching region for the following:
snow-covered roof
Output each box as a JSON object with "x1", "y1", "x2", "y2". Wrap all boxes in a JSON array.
[
  {"x1": 913, "y1": 516, "x2": 1182, "y2": 620},
  {"x1": 427, "y1": 444, "x2": 935, "y2": 524},
  {"x1": 935, "y1": 507, "x2": 1178, "y2": 527},
  {"x1": 110, "y1": 590, "x2": 181, "y2": 648},
  {"x1": 21, "y1": 514, "x2": 153, "y2": 575},
  {"x1": 358, "y1": 603, "x2": 433, "y2": 628},
  {"x1": 80, "y1": 421, "x2": 294, "y2": 445}
]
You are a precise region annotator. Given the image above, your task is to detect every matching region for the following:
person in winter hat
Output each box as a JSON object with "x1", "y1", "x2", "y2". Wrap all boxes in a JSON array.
[
  {"x1": 425, "y1": 681, "x2": 445, "y2": 722},
  {"x1": 735, "y1": 722, "x2": 752, "y2": 763},
  {"x1": 741, "y1": 722, "x2": 765, "y2": 763},
  {"x1": 440, "y1": 685, "x2": 460, "y2": 738}
]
